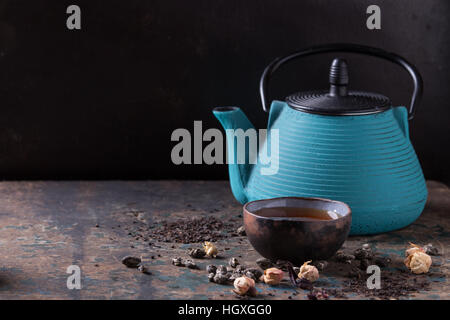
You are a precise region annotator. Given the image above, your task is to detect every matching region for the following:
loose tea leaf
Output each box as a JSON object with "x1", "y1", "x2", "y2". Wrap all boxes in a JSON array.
[{"x1": 121, "y1": 256, "x2": 141, "y2": 268}]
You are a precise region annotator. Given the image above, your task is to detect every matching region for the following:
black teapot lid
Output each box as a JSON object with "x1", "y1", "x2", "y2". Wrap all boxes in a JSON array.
[
  {"x1": 259, "y1": 44, "x2": 423, "y2": 120},
  {"x1": 285, "y1": 58, "x2": 391, "y2": 115}
]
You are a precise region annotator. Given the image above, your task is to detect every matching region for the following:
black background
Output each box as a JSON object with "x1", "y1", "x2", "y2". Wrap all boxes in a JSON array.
[{"x1": 0, "y1": 0, "x2": 448, "y2": 182}]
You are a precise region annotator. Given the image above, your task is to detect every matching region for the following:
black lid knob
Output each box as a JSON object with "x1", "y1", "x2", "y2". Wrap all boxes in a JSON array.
[{"x1": 329, "y1": 58, "x2": 348, "y2": 96}]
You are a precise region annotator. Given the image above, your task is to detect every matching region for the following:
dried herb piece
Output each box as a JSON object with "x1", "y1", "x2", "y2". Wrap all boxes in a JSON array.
[
  {"x1": 354, "y1": 247, "x2": 373, "y2": 260},
  {"x1": 217, "y1": 265, "x2": 228, "y2": 275},
  {"x1": 334, "y1": 251, "x2": 355, "y2": 264},
  {"x1": 243, "y1": 268, "x2": 263, "y2": 282},
  {"x1": 121, "y1": 256, "x2": 141, "y2": 268},
  {"x1": 206, "y1": 264, "x2": 217, "y2": 274},
  {"x1": 213, "y1": 273, "x2": 230, "y2": 284},
  {"x1": 423, "y1": 243, "x2": 439, "y2": 256},
  {"x1": 138, "y1": 265, "x2": 151, "y2": 275},
  {"x1": 235, "y1": 265, "x2": 246, "y2": 273},
  {"x1": 188, "y1": 248, "x2": 206, "y2": 259},
  {"x1": 184, "y1": 259, "x2": 198, "y2": 269},
  {"x1": 172, "y1": 257, "x2": 185, "y2": 267},
  {"x1": 308, "y1": 288, "x2": 329, "y2": 300},
  {"x1": 229, "y1": 257, "x2": 239, "y2": 268},
  {"x1": 256, "y1": 258, "x2": 275, "y2": 270},
  {"x1": 312, "y1": 260, "x2": 328, "y2": 271},
  {"x1": 237, "y1": 226, "x2": 246, "y2": 236},
  {"x1": 359, "y1": 259, "x2": 370, "y2": 271},
  {"x1": 374, "y1": 256, "x2": 391, "y2": 268}
]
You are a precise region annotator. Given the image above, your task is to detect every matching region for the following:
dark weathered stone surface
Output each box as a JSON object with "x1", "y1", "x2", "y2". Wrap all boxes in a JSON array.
[{"x1": 0, "y1": 180, "x2": 447, "y2": 299}]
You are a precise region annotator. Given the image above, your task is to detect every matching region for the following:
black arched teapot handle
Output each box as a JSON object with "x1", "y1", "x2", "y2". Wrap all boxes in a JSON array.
[{"x1": 259, "y1": 43, "x2": 423, "y2": 120}]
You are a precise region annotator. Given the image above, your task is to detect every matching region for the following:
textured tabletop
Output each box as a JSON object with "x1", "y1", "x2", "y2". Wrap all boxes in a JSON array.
[{"x1": 0, "y1": 180, "x2": 448, "y2": 299}]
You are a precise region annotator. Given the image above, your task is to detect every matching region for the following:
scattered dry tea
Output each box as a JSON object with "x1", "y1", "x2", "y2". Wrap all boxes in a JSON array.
[
  {"x1": 298, "y1": 261, "x2": 319, "y2": 282},
  {"x1": 148, "y1": 216, "x2": 238, "y2": 243},
  {"x1": 121, "y1": 256, "x2": 142, "y2": 268}
]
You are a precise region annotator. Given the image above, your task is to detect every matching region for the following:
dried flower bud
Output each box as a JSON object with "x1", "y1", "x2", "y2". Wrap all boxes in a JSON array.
[
  {"x1": 405, "y1": 243, "x2": 424, "y2": 257},
  {"x1": 298, "y1": 260, "x2": 319, "y2": 282},
  {"x1": 405, "y1": 251, "x2": 432, "y2": 274},
  {"x1": 262, "y1": 267, "x2": 284, "y2": 285},
  {"x1": 203, "y1": 241, "x2": 218, "y2": 258},
  {"x1": 233, "y1": 276, "x2": 256, "y2": 296}
]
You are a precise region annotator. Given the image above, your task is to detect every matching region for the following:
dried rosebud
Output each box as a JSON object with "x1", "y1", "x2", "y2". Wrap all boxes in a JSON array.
[
  {"x1": 298, "y1": 260, "x2": 319, "y2": 282},
  {"x1": 405, "y1": 243, "x2": 424, "y2": 257},
  {"x1": 203, "y1": 241, "x2": 218, "y2": 258},
  {"x1": 262, "y1": 267, "x2": 284, "y2": 285},
  {"x1": 233, "y1": 276, "x2": 256, "y2": 296},
  {"x1": 405, "y1": 251, "x2": 432, "y2": 274}
]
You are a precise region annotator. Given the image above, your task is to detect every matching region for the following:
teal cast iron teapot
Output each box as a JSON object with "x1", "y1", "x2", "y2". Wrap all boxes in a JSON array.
[{"x1": 213, "y1": 43, "x2": 427, "y2": 235}]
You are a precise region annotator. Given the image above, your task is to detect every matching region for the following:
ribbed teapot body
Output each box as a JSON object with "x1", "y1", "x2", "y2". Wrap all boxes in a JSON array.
[{"x1": 246, "y1": 103, "x2": 427, "y2": 235}]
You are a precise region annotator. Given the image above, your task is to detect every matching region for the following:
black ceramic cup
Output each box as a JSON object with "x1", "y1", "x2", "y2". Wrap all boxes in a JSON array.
[{"x1": 243, "y1": 197, "x2": 352, "y2": 265}]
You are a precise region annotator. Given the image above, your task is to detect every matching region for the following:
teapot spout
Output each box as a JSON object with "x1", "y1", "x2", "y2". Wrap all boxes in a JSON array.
[{"x1": 213, "y1": 107, "x2": 255, "y2": 204}]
